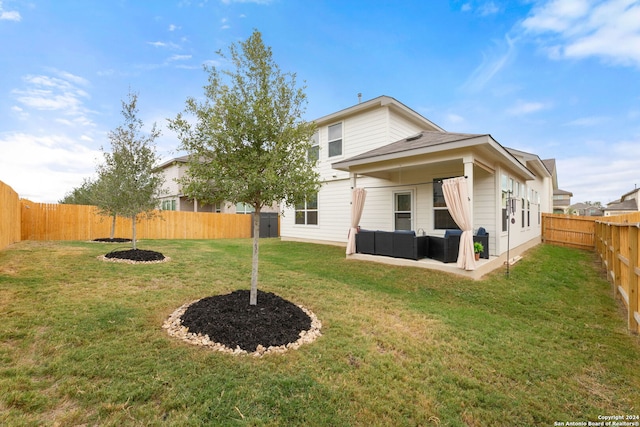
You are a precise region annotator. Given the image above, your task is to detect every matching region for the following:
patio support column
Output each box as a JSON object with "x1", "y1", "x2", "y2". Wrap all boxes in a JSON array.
[
  {"x1": 463, "y1": 157, "x2": 474, "y2": 231},
  {"x1": 350, "y1": 172, "x2": 357, "y2": 189}
]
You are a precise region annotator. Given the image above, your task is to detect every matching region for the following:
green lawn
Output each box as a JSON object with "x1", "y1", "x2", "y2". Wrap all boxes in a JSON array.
[{"x1": 0, "y1": 239, "x2": 638, "y2": 426}]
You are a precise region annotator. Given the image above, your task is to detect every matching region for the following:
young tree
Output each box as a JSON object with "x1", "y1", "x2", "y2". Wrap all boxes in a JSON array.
[
  {"x1": 59, "y1": 178, "x2": 97, "y2": 205},
  {"x1": 99, "y1": 91, "x2": 165, "y2": 249},
  {"x1": 169, "y1": 30, "x2": 320, "y2": 305},
  {"x1": 59, "y1": 174, "x2": 121, "y2": 239}
]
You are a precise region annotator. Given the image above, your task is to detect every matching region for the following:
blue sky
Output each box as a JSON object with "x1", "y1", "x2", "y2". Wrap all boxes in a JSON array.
[{"x1": 1, "y1": 0, "x2": 639, "y2": 204}]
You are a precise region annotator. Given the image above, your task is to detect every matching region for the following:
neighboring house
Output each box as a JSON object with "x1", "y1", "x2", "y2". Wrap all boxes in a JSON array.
[
  {"x1": 604, "y1": 187, "x2": 640, "y2": 216},
  {"x1": 280, "y1": 96, "x2": 554, "y2": 260},
  {"x1": 155, "y1": 155, "x2": 277, "y2": 214},
  {"x1": 552, "y1": 189, "x2": 573, "y2": 214},
  {"x1": 568, "y1": 202, "x2": 604, "y2": 216},
  {"x1": 541, "y1": 159, "x2": 574, "y2": 214}
]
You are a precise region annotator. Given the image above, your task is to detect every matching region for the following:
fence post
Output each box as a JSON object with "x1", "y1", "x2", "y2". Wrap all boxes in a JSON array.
[
  {"x1": 612, "y1": 225, "x2": 621, "y2": 297},
  {"x1": 629, "y1": 225, "x2": 639, "y2": 333},
  {"x1": 605, "y1": 223, "x2": 615, "y2": 286}
]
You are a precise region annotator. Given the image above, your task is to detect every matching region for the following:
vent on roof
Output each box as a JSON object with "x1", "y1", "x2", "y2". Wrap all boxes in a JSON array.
[{"x1": 406, "y1": 132, "x2": 423, "y2": 142}]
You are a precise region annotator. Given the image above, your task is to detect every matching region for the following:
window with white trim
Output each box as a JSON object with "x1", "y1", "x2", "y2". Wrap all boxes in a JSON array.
[
  {"x1": 308, "y1": 131, "x2": 319, "y2": 162},
  {"x1": 394, "y1": 191, "x2": 412, "y2": 231},
  {"x1": 235, "y1": 203, "x2": 255, "y2": 214},
  {"x1": 161, "y1": 199, "x2": 176, "y2": 211},
  {"x1": 501, "y1": 175, "x2": 509, "y2": 232},
  {"x1": 433, "y1": 179, "x2": 459, "y2": 230},
  {"x1": 295, "y1": 193, "x2": 318, "y2": 225},
  {"x1": 328, "y1": 123, "x2": 342, "y2": 157}
]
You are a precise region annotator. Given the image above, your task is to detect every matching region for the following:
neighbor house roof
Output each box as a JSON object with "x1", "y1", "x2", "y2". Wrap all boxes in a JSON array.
[
  {"x1": 605, "y1": 199, "x2": 638, "y2": 211},
  {"x1": 155, "y1": 155, "x2": 190, "y2": 171},
  {"x1": 554, "y1": 189, "x2": 573, "y2": 196}
]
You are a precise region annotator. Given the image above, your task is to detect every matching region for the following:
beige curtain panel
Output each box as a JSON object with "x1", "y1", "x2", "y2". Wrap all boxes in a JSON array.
[
  {"x1": 442, "y1": 177, "x2": 476, "y2": 271},
  {"x1": 346, "y1": 188, "x2": 367, "y2": 255}
]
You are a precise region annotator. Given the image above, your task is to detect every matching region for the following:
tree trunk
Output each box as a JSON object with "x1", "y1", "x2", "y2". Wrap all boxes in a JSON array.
[
  {"x1": 250, "y1": 206, "x2": 260, "y2": 305},
  {"x1": 110, "y1": 214, "x2": 116, "y2": 240},
  {"x1": 131, "y1": 215, "x2": 137, "y2": 250}
]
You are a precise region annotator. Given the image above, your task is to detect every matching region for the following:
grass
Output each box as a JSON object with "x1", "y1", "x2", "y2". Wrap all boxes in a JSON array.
[{"x1": 0, "y1": 239, "x2": 638, "y2": 426}]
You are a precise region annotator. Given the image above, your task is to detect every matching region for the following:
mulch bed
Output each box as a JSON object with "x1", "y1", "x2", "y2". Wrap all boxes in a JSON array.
[
  {"x1": 164, "y1": 290, "x2": 322, "y2": 356},
  {"x1": 98, "y1": 249, "x2": 169, "y2": 264},
  {"x1": 93, "y1": 238, "x2": 132, "y2": 243}
]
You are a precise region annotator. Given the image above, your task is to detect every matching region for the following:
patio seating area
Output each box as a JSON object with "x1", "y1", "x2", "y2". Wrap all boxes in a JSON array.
[{"x1": 355, "y1": 228, "x2": 489, "y2": 263}]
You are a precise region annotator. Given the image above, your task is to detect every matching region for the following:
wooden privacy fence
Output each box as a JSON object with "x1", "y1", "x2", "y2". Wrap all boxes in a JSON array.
[
  {"x1": 20, "y1": 201, "x2": 252, "y2": 241},
  {"x1": 543, "y1": 212, "x2": 640, "y2": 333},
  {"x1": 541, "y1": 213, "x2": 600, "y2": 250},
  {"x1": 0, "y1": 180, "x2": 21, "y2": 251},
  {"x1": 595, "y1": 219, "x2": 640, "y2": 334}
]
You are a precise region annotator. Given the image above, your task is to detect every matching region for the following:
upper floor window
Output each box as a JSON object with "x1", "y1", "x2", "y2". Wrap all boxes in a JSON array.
[
  {"x1": 328, "y1": 123, "x2": 342, "y2": 157},
  {"x1": 308, "y1": 131, "x2": 319, "y2": 162}
]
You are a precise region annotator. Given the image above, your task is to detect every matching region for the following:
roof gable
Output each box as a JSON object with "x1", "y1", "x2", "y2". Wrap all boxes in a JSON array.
[{"x1": 313, "y1": 95, "x2": 445, "y2": 132}]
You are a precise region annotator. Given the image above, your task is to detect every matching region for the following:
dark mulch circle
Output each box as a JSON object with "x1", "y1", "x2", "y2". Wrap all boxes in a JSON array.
[
  {"x1": 104, "y1": 249, "x2": 165, "y2": 262},
  {"x1": 93, "y1": 237, "x2": 132, "y2": 243},
  {"x1": 180, "y1": 290, "x2": 312, "y2": 353}
]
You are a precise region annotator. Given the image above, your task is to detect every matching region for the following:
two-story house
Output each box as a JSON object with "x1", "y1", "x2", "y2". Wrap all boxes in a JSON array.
[
  {"x1": 604, "y1": 187, "x2": 640, "y2": 216},
  {"x1": 280, "y1": 96, "x2": 554, "y2": 264},
  {"x1": 155, "y1": 155, "x2": 276, "y2": 215}
]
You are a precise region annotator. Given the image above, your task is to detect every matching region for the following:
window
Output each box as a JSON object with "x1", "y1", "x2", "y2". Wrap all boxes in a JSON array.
[
  {"x1": 433, "y1": 179, "x2": 459, "y2": 230},
  {"x1": 394, "y1": 192, "x2": 412, "y2": 231},
  {"x1": 501, "y1": 174, "x2": 509, "y2": 232},
  {"x1": 308, "y1": 131, "x2": 319, "y2": 162},
  {"x1": 528, "y1": 189, "x2": 532, "y2": 227},
  {"x1": 295, "y1": 193, "x2": 318, "y2": 225},
  {"x1": 521, "y1": 183, "x2": 526, "y2": 228},
  {"x1": 235, "y1": 203, "x2": 255, "y2": 214},
  {"x1": 161, "y1": 200, "x2": 176, "y2": 211},
  {"x1": 328, "y1": 123, "x2": 342, "y2": 157}
]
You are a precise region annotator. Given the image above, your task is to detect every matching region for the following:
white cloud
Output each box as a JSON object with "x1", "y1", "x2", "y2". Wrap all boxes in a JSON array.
[
  {"x1": 220, "y1": 0, "x2": 272, "y2": 4},
  {"x1": 461, "y1": 35, "x2": 516, "y2": 92},
  {"x1": 11, "y1": 71, "x2": 94, "y2": 127},
  {"x1": 479, "y1": 1, "x2": 500, "y2": 15},
  {"x1": 168, "y1": 54, "x2": 192, "y2": 62},
  {"x1": 522, "y1": 0, "x2": 640, "y2": 68},
  {"x1": 446, "y1": 113, "x2": 465, "y2": 125},
  {"x1": 147, "y1": 41, "x2": 180, "y2": 49},
  {"x1": 557, "y1": 137, "x2": 640, "y2": 203},
  {"x1": 0, "y1": 0, "x2": 21, "y2": 21},
  {"x1": 168, "y1": 24, "x2": 180, "y2": 31},
  {"x1": 564, "y1": 115, "x2": 609, "y2": 126},
  {"x1": 506, "y1": 100, "x2": 549, "y2": 115},
  {"x1": 0, "y1": 132, "x2": 100, "y2": 202}
]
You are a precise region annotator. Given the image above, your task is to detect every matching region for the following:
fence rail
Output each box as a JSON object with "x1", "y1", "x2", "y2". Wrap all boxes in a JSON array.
[
  {"x1": 595, "y1": 219, "x2": 640, "y2": 333},
  {"x1": 541, "y1": 213, "x2": 601, "y2": 250},
  {"x1": 542, "y1": 212, "x2": 640, "y2": 333},
  {"x1": 20, "y1": 201, "x2": 253, "y2": 241}
]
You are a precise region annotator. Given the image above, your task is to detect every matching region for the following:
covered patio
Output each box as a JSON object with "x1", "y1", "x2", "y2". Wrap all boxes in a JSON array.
[{"x1": 333, "y1": 131, "x2": 537, "y2": 275}]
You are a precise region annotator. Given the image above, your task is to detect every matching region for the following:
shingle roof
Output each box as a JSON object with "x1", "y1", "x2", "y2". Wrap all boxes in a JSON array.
[
  {"x1": 333, "y1": 131, "x2": 487, "y2": 165},
  {"x1": 554, "y1": 188, "x2": 573, "y2": 196},
  {"x1": 542, "y1": 159, "x2": 556, "y2": 175},
  {"x1": 605, "y1": 199, "x2": 638, "y2": 211}
]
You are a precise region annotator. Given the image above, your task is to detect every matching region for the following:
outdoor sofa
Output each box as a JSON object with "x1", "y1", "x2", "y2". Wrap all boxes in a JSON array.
[
  {"x1": 428, "y1": 228, "x2": 489, "y2": 263},
  {"x1": 355, "y1": 230, "x2": 429, "y2": 260}
]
